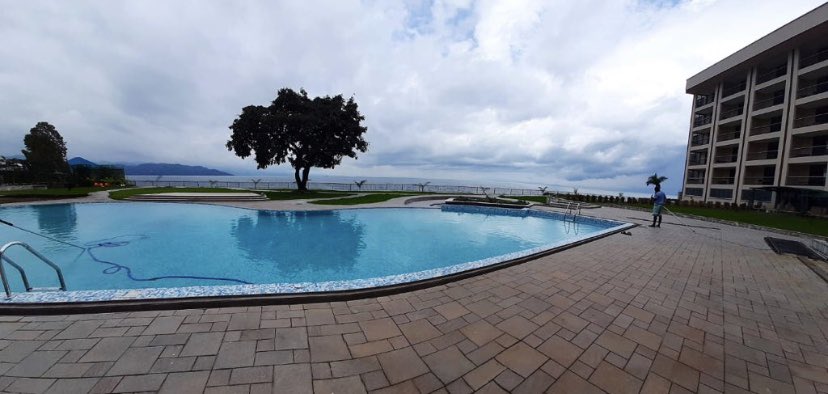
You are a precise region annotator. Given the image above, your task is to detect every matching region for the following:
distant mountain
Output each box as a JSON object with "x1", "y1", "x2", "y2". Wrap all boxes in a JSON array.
[
  {"x1": 67, "y1": 157, "x2": 231, "y2": 176},
  {"x1": 68, "y1": 157, "x2": 99, "y2": 167},
  {"x1": 123, "y1": 163, "x2": 232, "y2": 176}
]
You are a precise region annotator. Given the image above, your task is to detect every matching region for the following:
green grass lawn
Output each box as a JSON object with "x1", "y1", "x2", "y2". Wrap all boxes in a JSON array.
[
  {"x1": 109, "y1": 187, "x2": 248, "y2": 200},
  {"x1": 262, "y1": 190, "x2": 355, "y2": 200},
  {"x1": 0, "y1": 186, "x2": 116, "y2": 199},
  {"x1": 310, "y1": 193, "x2": 414, "y2": 205},
  {"x1": 622, "y1": 203, "x2": 828, "y2": 237}
]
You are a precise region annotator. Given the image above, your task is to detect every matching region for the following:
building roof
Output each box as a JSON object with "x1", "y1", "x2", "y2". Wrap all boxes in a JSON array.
[{"x1": 686, "y1": 2, "x2": 828, "y2": 94}]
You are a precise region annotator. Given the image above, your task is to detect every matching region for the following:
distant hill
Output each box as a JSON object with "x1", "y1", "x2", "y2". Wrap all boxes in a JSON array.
[
  {"x1": 122, "y1": 163, "x2": 232, "y2": 176},
  {"x1": 68, "y1": 157, "x2": 99, "y2": 167},
  {"x1": 67, "y1": 157, "x2": 231, "y2": 176}
]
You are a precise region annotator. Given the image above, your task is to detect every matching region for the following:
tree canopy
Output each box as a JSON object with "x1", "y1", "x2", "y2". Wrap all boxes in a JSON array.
[
  {"x1": 226, "y1": 88, "x2": 368, "y2": 191},
  {"x1": 21, "y1": 122, "x2": 69, "y2": 184},
  {"x1": 646, "y1": 173, "x2": 668, "y2": 187}
]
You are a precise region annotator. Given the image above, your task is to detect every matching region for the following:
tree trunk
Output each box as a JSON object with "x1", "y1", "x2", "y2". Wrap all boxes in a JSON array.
[
  {"x1": 294, "y1": 167, "x2": 306, "y2": 191},
  {"x1": 294, "y1": 166, "x2": 311, "y2": 191},
  {"x1": 301, "y1": 167, "x2": 311, "y2": 191}
]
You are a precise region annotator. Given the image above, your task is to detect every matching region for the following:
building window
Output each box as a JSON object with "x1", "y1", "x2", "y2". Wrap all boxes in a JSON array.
[
  {"x1": 741, "y1": 189, "x2": 772, "y2": 202},
  {"x1": 709, "y1": 188, "x2": 733, "y2": 199},
  {"x1": 685, "y1": 188, "x2": 703, "y2": 196}
]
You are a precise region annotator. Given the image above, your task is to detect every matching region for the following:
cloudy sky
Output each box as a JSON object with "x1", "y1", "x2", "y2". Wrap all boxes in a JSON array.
[{"x1": 1, "y1": 0, "x2": 824, "y2": 194}]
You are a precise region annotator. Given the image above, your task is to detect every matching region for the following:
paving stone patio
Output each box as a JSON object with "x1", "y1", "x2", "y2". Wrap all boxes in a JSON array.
[{"x1": 0, "y1": 205, "x2": 827, "y2": 393}]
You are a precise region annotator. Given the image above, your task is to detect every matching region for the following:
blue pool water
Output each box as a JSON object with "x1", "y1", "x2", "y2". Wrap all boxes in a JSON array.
[{"x1": 0, "y1": 203, "x2": 614, "y2": 293}]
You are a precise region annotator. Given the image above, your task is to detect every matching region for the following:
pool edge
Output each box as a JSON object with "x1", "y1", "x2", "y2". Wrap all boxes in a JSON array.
[{"x1": 0, "y1": 222, "x2": 637, "y2": 315}]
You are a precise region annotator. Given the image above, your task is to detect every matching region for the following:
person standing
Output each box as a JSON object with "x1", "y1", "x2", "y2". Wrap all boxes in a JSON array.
[{"x1": 650, "y1": 185, "x2": 666, "y2": 227}]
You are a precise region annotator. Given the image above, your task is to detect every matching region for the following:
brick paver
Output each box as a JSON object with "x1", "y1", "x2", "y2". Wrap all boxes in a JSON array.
[{"x1": 1, "y1": 206, "x2": 827, "y2": 392}]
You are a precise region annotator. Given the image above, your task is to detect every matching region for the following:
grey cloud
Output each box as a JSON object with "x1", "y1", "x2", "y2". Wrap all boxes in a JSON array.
[{"x1": 1, "y1": 0, "x2": 825, "y2": 195}]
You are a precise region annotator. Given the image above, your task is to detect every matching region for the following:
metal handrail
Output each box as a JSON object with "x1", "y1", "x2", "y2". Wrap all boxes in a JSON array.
[
  {"x1": 790, "y1": 145, "x2": 828, "y2": 157},
  {"x1": 693, "y1": 116, "x2": 712, "y2": 127},
  {"x1": 797, "y1": 81, "x2": 828, "y2": 98},
  {"x1": 717, "y1": 131, "x2": 741, "y2": 142},
  {"x1": 0, "y1": 241, "x2": 67, "y2": 297},
  {"x1": 750, "y1": 123, "x2": 782, "y2": 135},
  {"x1": 695, "y1": 95, "x2": 715, "y2": 107},
  {"x1": 0, "y1": 255, "x2": 32, "y2": 291},
  {"x1": 710, "y1": 177, "x2": 735, "y2": 185},
  {"x1": 714, "y1": 154, "x2": 738, "y2": 163},
  {"x1": 756, "y1": 65, "x2": 787, "y2": 84},
  {"x1": 800, "y1": 48, "x2": 828, "y2": 68},
  {"x1": 719, "y1": 107, "x2": 744, "y2": 120},
  {"x1": 746, "y1": 150, "x2": 778, "y2": 160},
  {"x1": 743, "y1": 177, "x2": 775, "y2": 185},
  {"x1": 752, "y1": 96, "x2": 784, "y2": 111},
  {"x1": 793, "y1": 113, "x2": 828, "y2": 128},
  {"x1": 722, "y1": 83, "x2": 746, "y2": 97},
  {"x1": 690, "y1": 135, "x2": 710, "y2": 146}
]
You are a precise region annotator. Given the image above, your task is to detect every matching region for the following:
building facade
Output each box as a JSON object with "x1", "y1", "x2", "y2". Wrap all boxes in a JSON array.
[{"x1": 682, "y1": 3, "x2": 828, "y2": 208}]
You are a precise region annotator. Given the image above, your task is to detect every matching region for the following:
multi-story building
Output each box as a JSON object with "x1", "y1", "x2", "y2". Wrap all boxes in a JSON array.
[{"x1": 681, "y1": 3, "x2": 828, "y2": 211}]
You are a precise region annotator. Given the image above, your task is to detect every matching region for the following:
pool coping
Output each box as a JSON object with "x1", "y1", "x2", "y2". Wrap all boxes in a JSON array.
[{"x1": 0, "y1": 205, "x2": 635, "y2": 314}]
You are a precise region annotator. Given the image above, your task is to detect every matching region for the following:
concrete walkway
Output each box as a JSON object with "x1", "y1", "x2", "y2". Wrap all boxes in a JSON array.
[{"x1": 0, "y1": 201, "x2": 826, "y2": 393}]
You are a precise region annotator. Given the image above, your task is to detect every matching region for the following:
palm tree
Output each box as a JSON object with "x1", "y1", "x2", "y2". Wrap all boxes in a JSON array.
[{"x1": 646, "y1": 173, "x2": 668, "y2": 187}]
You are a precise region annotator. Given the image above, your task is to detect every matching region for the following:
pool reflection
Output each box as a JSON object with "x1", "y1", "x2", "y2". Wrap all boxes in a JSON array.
[
  {"x1": 232, "y1": 210, "x2": 366, "y2": 276},
  {"x1": 36, "y1": 204, "x2": 78, "y2": 241}
]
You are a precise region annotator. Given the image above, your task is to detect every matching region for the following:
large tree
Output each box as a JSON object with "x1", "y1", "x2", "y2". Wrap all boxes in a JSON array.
[
  {"x1": 21, "y1": 122, "x2": 69, "y2": 184},
  {"x1": 226, "y1": 88, "x2": 368, "y2": 191}
]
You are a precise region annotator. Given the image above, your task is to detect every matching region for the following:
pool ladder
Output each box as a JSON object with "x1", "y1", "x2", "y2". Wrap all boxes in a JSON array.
[
  {"x1": 564, "y1": 202, "x2": 582, "y2": 222},
  {"x1": 563, "y1": 202, "x2": 581, "y2": 234},
  {"x1": 0, "y1": 241, "x2": 67, "y2": 298}
]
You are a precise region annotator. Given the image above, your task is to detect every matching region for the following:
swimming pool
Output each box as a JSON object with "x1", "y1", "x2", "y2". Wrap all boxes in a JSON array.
[{"x1": 0, "y1": 203, "x2": 631, "y2": 303}]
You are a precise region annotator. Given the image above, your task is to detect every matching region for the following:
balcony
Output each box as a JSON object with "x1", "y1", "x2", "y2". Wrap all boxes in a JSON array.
[
  {"x1": 713, "y1": 153, "x2": 738, "y2": 164},
  {"x1": 716, "y1": 130, "x2": 740, "y2": 143},
  {"x1": 690, "y1": 134, "x2": 710, "y2": 147},
  {"x1": 695, "y1": 94, "x2": 715, "y2": 108},
  {"x1": 756, "y1": 64, "x2": 787, "y2": 85},
  {"x1": 693, "y1": 115, "x2": 712, "y2": 128},
  {"x1": 800, "y1": 47, "x2": 828, "y2": 69},
  {"x1": 793, "y1": 112, "x2": 828, "y2": 128},
  {"x1": 749, "y1": 123, "x2": 782, "y2": 136},
  {"x1": 797, "y1": 81, "x2": 828, "y2": 99},
  {"x1": 745, "y1": 149, "x2": 778, "y2": 161},
  {"x1": 686, "y1": 177, "x2": 705, "y2": 185},
  {"x1": 722, "y1": 82, "x2": 746, "y2": 98},
  {"x1": 742, "y1": 176, "x2": 775, "y2": 185},
  {"x1": 711, "y1": 176, "x2": 735, "y2": 185},
  {"x1": 753, "y1": 95, "x2": 785, "y2": 111},
  {"x1": 688, "y1": 157, "x2": 707, "y2": 166},
  {"x1": 787, "y1": 175, "x2": 826, "y2": 186},
  {"x1": 688, "y1": 151, "x2": 708, "y2": 166},
  {"x1": 719, "y1": 106, "x2": 744, "y2": 120},
  {"x1": 790, "y1": 145, "x2": 828, "y2": 158}
]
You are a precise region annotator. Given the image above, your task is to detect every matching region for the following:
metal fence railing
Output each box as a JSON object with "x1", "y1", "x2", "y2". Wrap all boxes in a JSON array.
[
  {"x1": 127, "y1": 180, "x2": 556, "y2": 196},
  {"x1": 756, "y1": 64, "x2": 787, "y2": 84},
  {"x1": 750, "y1": 123, "x2": 782, "y2": 135}
]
